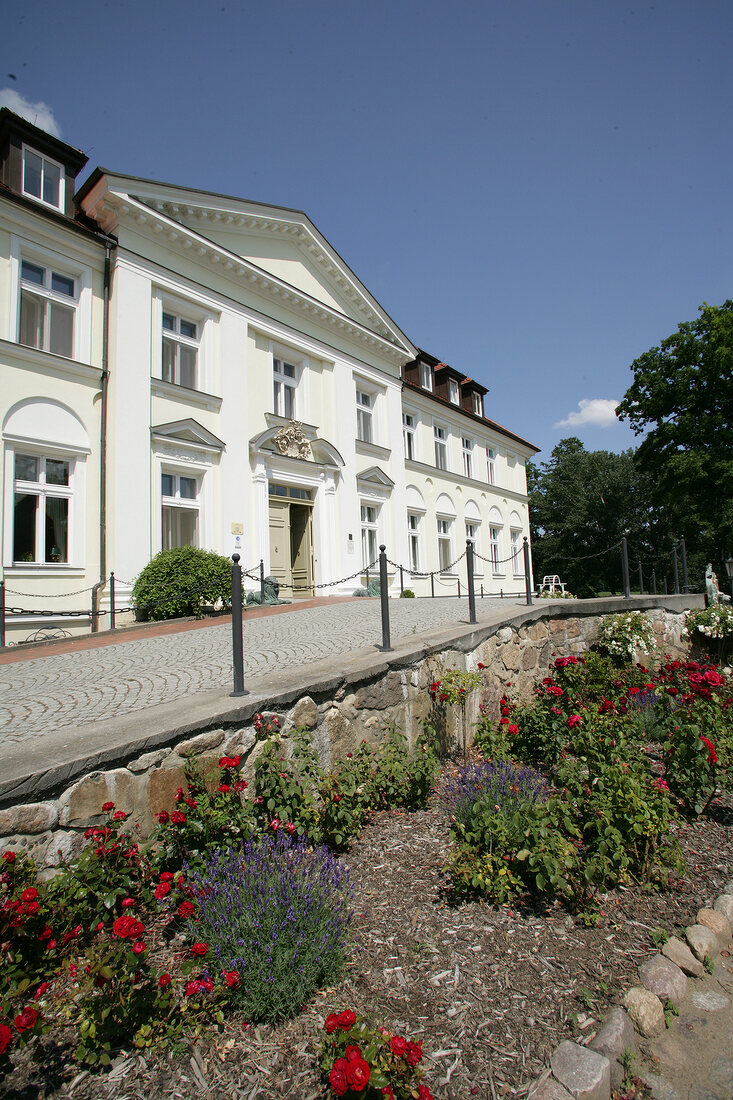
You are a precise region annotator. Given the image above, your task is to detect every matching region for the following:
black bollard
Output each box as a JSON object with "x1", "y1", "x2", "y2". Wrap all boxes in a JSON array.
[
  {"x1": 466, "y1": 539, "x2": 477, "y2": 624},
  {"x1": 230, "y1": 554, "x2": 248, "y2": 697},
  {"x1": 523, "y1": 538, "x2": 533, "y2": 606},
  {"x1": 621, "y1": 537, "x2": 631, "y2": 599},
  {"x1": 377, "y1": 545, "x2": 392, "y2": 651}
]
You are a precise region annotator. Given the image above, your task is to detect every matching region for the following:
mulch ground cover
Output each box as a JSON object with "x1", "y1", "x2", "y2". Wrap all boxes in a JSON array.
[{"x1": 4, "y1": 770, "x2": 733, "y2": 1100}]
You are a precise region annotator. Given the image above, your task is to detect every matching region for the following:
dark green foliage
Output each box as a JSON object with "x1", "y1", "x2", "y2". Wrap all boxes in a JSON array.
[{"x1": 132, "y1": 546, "x2": 231, "y2": 621}]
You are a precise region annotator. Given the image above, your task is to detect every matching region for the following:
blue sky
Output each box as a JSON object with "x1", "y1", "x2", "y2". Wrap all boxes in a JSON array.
[{"x1": 3, "y1": 0, "x2": 731, "y2": 462}]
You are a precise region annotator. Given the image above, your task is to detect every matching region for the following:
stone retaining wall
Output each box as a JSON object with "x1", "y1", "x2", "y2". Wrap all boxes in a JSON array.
[{"x1": 0, "y1": 599, "x2": 695, "y2": 867}]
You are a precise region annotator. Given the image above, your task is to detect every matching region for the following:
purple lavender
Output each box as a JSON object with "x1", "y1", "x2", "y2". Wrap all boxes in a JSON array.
[
  {"x1": 441, "y1": 760, "x2": 549, "y2": 826},
  {"x1": 184, "y1": 832, "x2": 352, "y2": 1022}
]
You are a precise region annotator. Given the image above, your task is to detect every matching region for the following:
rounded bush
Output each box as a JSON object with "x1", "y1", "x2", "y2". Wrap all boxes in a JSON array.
[
  {"x1": 402, "y1": 589, "x2": 415, "y2": 598},
  {"x1": 131, "y1": 546, "x2": 232, "y2": 621}
]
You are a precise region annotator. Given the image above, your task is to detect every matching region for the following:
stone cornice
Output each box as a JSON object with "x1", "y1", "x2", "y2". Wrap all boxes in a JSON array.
[{"x1": 83, "y1": 187, "x2": 412, "y2": 366}]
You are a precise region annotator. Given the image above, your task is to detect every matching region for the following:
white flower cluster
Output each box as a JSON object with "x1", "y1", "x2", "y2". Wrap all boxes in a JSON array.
[
  {"x1": 686, "y1": 604, "x2": 733, "y2": 640},
  {"x1": 597, "y1": 612, "x2": 655, "y2": 658}
]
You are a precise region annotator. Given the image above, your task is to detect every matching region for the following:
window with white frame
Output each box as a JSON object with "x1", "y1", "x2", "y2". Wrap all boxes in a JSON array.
[
  {"x1": 466, "y1": 520, "x2": 479, "y2": 556},
  {"x1": 403, "y1": 412, "x2": 416, "y2": 461},
  {"x1": 356, "y1": 390, "x2": 373, "y2": 444},
  {"x1": 13, "y1": 453, "x2": 73, "y2": 564},
  {"x1": 419, "y1": 362, "x2": 433, "y2": 391},
  {"x1": 273, "y1": 357, "x2": 297, "y2": 419},
  {"x1": 449, "y1": 379, "x2": 460, "y2": 405},
  {"x1": 360, "y1": 503, "x2": 379, "y2": 568},
  {"x1": 19, "y1": 260, "x2": 76, "y2": 358},
  {"x1": 472, "y1": 392, "x2": 483, "y2": 416},
  {"x1": 511, "y1": 528, "x2": 523, "y2": 575},
  {"x1": 486, "y1": 447, "x2": 496, "y2": 485},
  {"x1": 407, "y1": 512, "x2": 421, "y2": 571},
  {"x1": 434, "y1": 424, "x2": 447, "y2": 470},
  {"x1": 437, "y1": 516, "x2": 453, "y2": 572},
  {"x1": 489, "y1": 524, "x2": 503, "y2": 572},
  {"x1": 22, "y1": 146, "x2": 64, "y2": 211},
  {"x1": 462, "y1": 437, "x2": 473, "y2": 479},
  {"x1": 161, "y1": 472, "x2": 200, "y2": 549},
  {"x1": 162, "y1": 312, "x2": 198, "y2": 389}
]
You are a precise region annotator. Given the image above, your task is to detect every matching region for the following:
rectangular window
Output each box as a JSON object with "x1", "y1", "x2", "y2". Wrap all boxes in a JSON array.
[
  {"x1": 162, "y1": 312, "x2": 198, "y2": 389},
  {"x1": 437, "y1": 517, "x2": 453, "y2": 572},
  {"x1": 449, "y1": 379, "x2": 459, "y2": 405},
  {"x1": 434, "y1": 424, "x2": 447, "y2": 470},
  {"x1": 486, "y1": 447, "x2": 496, "y2": 485},
  {"x1": 19, "y1": 260, "x2": 76, "y2": 358},
  {"x1": 511, "y1": 529, "x2": 523, "y2": 575},
  {"x1": 13, "y1": 453, "x2": 72, "y2": 564},
  {"x1": 419, "y1": 362, "x2": 433, "y2": 391},
  {"x1": 407, "y1": 512, "x2": 421, "y2": 571},
  {"x1": 273, "y1": 357, "x2": 297, "y2": 419},
  {"x1": 161, "y1": 472, "x2": 200, "y2": 549},
  {"x1": 403, "y1": 412, "x2": 416, "y2": 460},
  {"x1": 489, "y1": 525, "x2": 502, "y2": 572},
  {"x1": 360, "y1": 503, "x2": 378, "y2": 568},
  {"x1": 462, "y1": 437, "x2": 473, "y2": 479},
  {"x1": 356, "y1": 390, "x2": 373, "y2": 444},
  {"x1": 472, "y1": 392, "x2": 483, "y2": 416},
  {"x1": 22, "y1": 146, "x2": 64, "y2": 210}
]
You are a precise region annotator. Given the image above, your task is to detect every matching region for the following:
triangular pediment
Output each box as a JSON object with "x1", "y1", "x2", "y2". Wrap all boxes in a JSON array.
[
  {"x1": 151, "y1": 418, "x2": 225, "y2": 451},
  {"x1": 356, "y1": 466, "x2": 394, "y2": 489}
]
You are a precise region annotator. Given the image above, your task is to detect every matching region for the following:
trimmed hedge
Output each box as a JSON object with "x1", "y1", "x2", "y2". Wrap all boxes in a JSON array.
[{"x1": 131, "y1": 546, "x2": 231, "y2": 621}]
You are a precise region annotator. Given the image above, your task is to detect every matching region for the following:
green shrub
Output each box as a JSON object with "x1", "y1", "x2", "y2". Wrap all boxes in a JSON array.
[
  {"x1": 401, "y1": 589, "x2": 415, "y2": 598},
  {"x1": 132, "y1": 546, "x2": 231, "y2": 621}
]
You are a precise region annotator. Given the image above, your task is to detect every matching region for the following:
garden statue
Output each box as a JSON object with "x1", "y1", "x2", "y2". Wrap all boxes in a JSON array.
[
  {"x1": 705, "y1": 564, "x2": 731, "y2": 605},
  {"x1": 245, "y1": 575, "x2": 290, "y2": 606}
]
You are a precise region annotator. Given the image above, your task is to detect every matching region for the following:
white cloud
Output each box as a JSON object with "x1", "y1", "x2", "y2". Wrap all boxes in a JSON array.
[
  {"x1": 553, "y1": 398, "x2": 619, "y2": 430},
  {"x1": 0, "y1": 89, "x2": 61, "y2": 138}
]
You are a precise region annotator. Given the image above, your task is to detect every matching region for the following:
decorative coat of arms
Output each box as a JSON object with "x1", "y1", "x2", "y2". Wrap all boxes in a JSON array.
[{"x1": 273, "y1": 421, "x2": 312, "y2": 459}]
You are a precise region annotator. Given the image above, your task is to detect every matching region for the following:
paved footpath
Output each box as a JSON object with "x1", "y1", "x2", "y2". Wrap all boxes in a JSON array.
[{"x1": 0, "y1": 596, "x2": 521, "y2": 746}]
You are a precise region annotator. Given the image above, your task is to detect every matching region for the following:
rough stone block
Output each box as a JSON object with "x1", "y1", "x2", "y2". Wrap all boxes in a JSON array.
[
  {"x1": 501, "y1": 643, "x2": 521, "y2": 671},
  {"x1": 58, "y1": 771, "x2": 115, "y2": 826},
  {"x1": 529, "y1": 1077, "x2": 574, "y2": 1100},
  {"x1": 691, "y1": 991, "x2": 730, "y2": 1012},
  {"x1": 638, "y1": 956, "x2": 687, "y2": 1009},
  {"x1": 642, "y1": 1072, "x2": 681, "y2": 1100},
  {"x1": 0, "y1": 802, "x2": 58, "y2": 836},
  {"x1": 713, "y1": 894, "x2": 733, "y2": 925},
  {"x1": 223, "y1": 729, "x2": 256, "y2": 756},
  {"x1": 662, "y1": 936, "x2": 704, "y2": 978},
  {"x1": 550, "y1": 1040, "x2": 610, "y2": 1100},
  {"x1": 43, "y1": 829, "x2": 86, "y2": 867},
  {"x1": 589, "y1": 1007, "x2": 634, "y2": 1089},
  {"x1": 175, "y1": 729, "x2": 225, "y2": 756},
  {"x1": 353, "y1": 672, "x2": 404, "y2": 710},
  {"x1": 623, "y1": 987, "x2": 665, "y2": 1036},
  {"x1": 147, "y1": 764, "x2": 188, "y2": 816},
  {"x1": 289, "y1": 695, "x2": 318, "y2": 729},
  {"x1": 696, "y1": 908, "x2": 731, "y2": 942},
  {"x1": 522, "y1": 645, "x2": 538, "y2": 670},
  {"x1": 498, "y1": 626, "x2": 513, "y2": 643},
  {"x1": 686, "y1": 923, "x2": 718, "y2": 962},
  {"x1": 127, "y1": 749, "x2": 170, "y2": 773}
]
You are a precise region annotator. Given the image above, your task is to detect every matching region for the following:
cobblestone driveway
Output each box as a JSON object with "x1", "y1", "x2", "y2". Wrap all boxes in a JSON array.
[{"x1": 0, "y1": 598, "x2": 520, "y2": 744}]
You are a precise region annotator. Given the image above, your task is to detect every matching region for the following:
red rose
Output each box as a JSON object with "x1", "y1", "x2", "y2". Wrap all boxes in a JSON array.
[
  {"x1": 217, "y1": 784, "x2": 230, "y2": 793},
  {"x1": 405, "y1": 1040, "x2": 423, "y2": 1066},
  {"x1": 121, "y1": 897, "x2": 136, "y2": 908},
  {"x1": 382, "y1": 1089, "x2": 396, "y2": 1100},
  {"x1": 234, "y1": 780, "x2": 248, "y2": 792},
  {"x1": 24, "y1": 901, "x2": 39, "y2": 916},
  {"x1": 156, "y1": 811, "x2": 169, "y2": 824},
  {"x1": 270, "y1": 818, "x2": 280, "y2": 831},
  {"x1": 185, "y1": 980, "x2": 201, "y2": 997},
  {"x1": 112, "y1": 915, "x2": 145, "y2": 939},
  {"x1": 346, "y1": 1057, "x2": 370, "y2": 1090},
  {"x1": 177, "y1": 901, "x2": 195, "y2": 919},
  {"x1": 175, "y1": 788, "x2": 185, "y2": 801},
  {"x1": 159, "y1": 871, "x2": 174, "y2": 881},
  {"x1": 0, "y1": 1024, "x2": 12, "y2": 1054},
  {"x1": 171, "y1": 811, "x2": 187, "y2": 825},
  {"x1": 325, "y1": 1013, "x2": 340, "y2": 1033},
  {"x1": 14, "y1": 1007, "x2": 38, "y2": 1033},
  {"x1": 191, "y1": 942, "x2": 208, "y2": 956},
  {"x1": 566, "y1": 714, "x2": 582, "y2": 729},
  {"x1": 390, "y1": 1035, "x2": 408, "y2": 1057},
  {"x1": 224, "y1": 970, "x2": 240, "y2": 988},
  {"x1": 508, "y1": 724, "x2": 519, "y2": 735},
  {"x1": 94, "y1": 921, "x2": 105, "y2": 932},
  {"x1": 101, "y1": 801, "x2": 115, "y2": 811},
  {"x1": 418, "y1": 1086, "x2": 434, "y2": 1099},
  {"x1": 20, "y1": 887, "x2": 38, "y2": 902},
  {"x1": 132, "y1": 941, "x2": 146, "y2": 955},
  {"x1": 38, "y1": 926, "x2": 52, "y2": 941},
  {"x1": 345, "y1": 1044, "x2": 362, "y2": 1060},
  {"x1": 199, "y1": 976, "x2": 214, "y2": 992},
  {"x1": 155, "y1": 882, "x2": 171, "y2": 900},
  {"x1": 113, "y1": 811, "x2": 127, "y2": 821},
  {"x1": 337, "y1": 1009, "x2": 356, "y2": 1030},
  {"x1": 2, "y1": 852, "x2": 16, "y2": 863},
  {"x1": 184, "y1": 798, "x2": 198, "y2": 810},
  {"x1": 329, "y1": 1059, "x2": 349, "y2": 1097},
  {"x1": 158, "y1": 973, "x2": 172, "y2": 988}
]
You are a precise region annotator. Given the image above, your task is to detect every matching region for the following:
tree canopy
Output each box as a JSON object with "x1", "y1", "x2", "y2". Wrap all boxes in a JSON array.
[{"x1": 616, "y1": 300, "x2": 733, "y2": 578}]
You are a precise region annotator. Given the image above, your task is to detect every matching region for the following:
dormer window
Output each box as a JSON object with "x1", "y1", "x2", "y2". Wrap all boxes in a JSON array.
[
  {"x1": 448, "y1": 379, "x2": 459, "y2": 405},
  {"x1": 472, "y1": 392, "x2": 482, "y2": 416},
  {"x1": 419, "y1": 362, "x2": 433, "y2": 391},
  {"x1": 22, "y1": 146, "x2": 64, "y2": 211}
]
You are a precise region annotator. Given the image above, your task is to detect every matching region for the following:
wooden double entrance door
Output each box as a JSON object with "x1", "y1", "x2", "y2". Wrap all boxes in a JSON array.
[{"x1": 268, "y1": 488, "x2": 315, "y2": 598}]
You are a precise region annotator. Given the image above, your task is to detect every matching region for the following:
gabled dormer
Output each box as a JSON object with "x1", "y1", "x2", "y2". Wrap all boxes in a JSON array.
[
  {"x1": 433, "y1": 362, "x2": 466, "y2": 407},
  {"x1": 461, "y1": 378, "x2": 488, "y2": 419},
  {"x1": 0, "y1": 108, "x2": 88, "y2": 218}
]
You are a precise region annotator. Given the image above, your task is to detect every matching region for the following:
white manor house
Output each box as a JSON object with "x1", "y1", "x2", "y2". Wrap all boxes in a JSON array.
[{"x1": 0, "y1": 108, "x2": 537, "y2": 641}]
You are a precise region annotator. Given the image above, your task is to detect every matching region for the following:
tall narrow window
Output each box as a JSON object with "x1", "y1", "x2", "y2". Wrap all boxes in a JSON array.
[
  {"x1": 403, "y1": 412, "x2": 416, "y2": 460},
  {"x1": 486, "y1": 447, "x2": 496, "y2": 485},
  {"x1": 162, "y1": 313, "x2": 198, "y2": 389},
  {"x1": 462, "y1": 437, "x2": 473, "y2": 478},
  {"x1": 466, "y1": 521, "x2": 479, "y2": 557},
  {"x1": 419, "y1": 362, "x2": 433, "y2": 391},
  {"x1": 273, "y1": 357, "x2": 297, "y2": 418},
  {"x1": 472, "y1": 392, "x2": 483, "y2": 416},
  {"x1": 162, "y1": 472, "x2": 200, "y2": 549},
  {"x1": 449, "y1": 379, "x2": 459, "y2": 405},
  {"x1": 360, "y1": 504, "x2": 378, "y2": 567},
  {"x1": 437, "y1": 517, "x2": 453, "y2": 572},
  {"x1": 511, "y1": 529, "x2": 523, "y2": 575},
  {"x1": 22, "y1": 147, "x2": 64, "y2": 210},
  {"x1": 489, "y1": 525, "x2": 502, "y2": 571},
  {"x1": 13, "y1": 453, "x2": 72, "y2": 564},
  {"x1": 434, "y1": 424, "x2": 447, "y2": 470},
  {"x1": 19, "y1": 260, "x2": 76, "y2": 358},
  {"x1": 407, "y1": 512, "x2": 421, "y2": 571},
  {"x1": 356, "y1": 390, "x2": 373, "y2": 444}
]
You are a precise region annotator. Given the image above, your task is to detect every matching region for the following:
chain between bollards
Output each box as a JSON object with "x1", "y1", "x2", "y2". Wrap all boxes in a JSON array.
[
  {"x1": 230, "y1": 554, "x2": 248, "y2": 697},
  {"x1": 377, "y1": 545, "x2": 392, "y2": 651}
]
